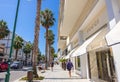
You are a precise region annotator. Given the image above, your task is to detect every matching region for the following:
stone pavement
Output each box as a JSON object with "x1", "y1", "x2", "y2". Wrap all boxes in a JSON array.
[
  {"x1": 14, "y1": 65, "x2": 91, "y2": 82},
  {"x1": 39, "y1": 65, "x2": 91, "y2": 82}
]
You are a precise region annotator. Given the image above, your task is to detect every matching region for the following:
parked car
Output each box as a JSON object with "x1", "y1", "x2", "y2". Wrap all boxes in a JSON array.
[
  {"x1": 0, "y1": 62, "x2": 8, "y2": 71},
  {"x1": 22, "y1": 67, "x2": 32, "y2": 71},
  {"x1": 10, "y1": 61, "x2": 23, "y2": 69}
]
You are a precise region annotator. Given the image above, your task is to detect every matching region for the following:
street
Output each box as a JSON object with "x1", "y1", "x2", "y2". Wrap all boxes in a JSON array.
[{"x1": 0, "y1": 70, "x2": 27, "y2": 82}]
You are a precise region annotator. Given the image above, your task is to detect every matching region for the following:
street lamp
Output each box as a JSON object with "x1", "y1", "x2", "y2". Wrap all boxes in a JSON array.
[{"x1": 5, "y1": 0, "x2": 20, "y2": 82}]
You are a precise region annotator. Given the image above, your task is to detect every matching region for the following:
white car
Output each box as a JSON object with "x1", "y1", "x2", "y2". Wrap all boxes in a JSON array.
[{"x1": 10, "y1": 61, "x2": 23, "y2": 69}]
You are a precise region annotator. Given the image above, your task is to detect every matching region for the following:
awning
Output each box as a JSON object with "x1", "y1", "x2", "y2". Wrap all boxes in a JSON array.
[
  {"x1": 87, "y1": 27, "x2": 109, "y2": 51},
  {"x1": 64, "y1": 46, "x2": 78, "y2": 59},
  {"x1": 106, "y1": 21, "x2": 120, "y2": 46},
  {"x1": 71, "y1": 31, "x2": 101, "y2": 57}
]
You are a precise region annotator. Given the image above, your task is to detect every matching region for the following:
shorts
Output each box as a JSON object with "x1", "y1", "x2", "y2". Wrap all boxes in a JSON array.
[{"x1": 67, "y1": 68, "x2": 71, "y2": 71}]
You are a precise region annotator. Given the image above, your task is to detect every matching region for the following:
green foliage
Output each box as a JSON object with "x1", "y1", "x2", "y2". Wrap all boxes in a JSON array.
[
  {"x1": 53, "y1": 54, "x2": 57, "y2": 58},
  {"x1": 51, "y1": 46, "x2": 55, "y2": 59},
  {"x1": 23, "y1": 42, "x2": 33, "y2": 65},
  {"x1": 51, "y1": 46, "x2": 55, "y2": 54},
  {"x1": 59, "y1": 58, "x2": 67, "y2": 63},
  {"x1": 40, "y1": 9, "x2": 55, "y2": 28},
  {"x1": 13, "y1": 36, "x2": 24, "y2": 60},
  {"x1": 21, "y1": 76, "x2": 44, "y2": 80},
  {"x1": 45, "y1": 30, "x2": 55, "y2": 45},
  {"x1": 23, "y1": 42, "x2": 33, "y2": 54},
  {"x1": 0, "y1": 20, "x2": 10, "y2": 39},
  {"x1": 13, "y1": 36, "x2": 24, "y2": 49}
]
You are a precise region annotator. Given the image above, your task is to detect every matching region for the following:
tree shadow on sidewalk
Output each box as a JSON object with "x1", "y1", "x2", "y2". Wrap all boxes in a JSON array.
[
  {"x1": 0, "y1": 78, "x2": 5, "y2": 82},
  {"x1": 44, "y1": 78, "x2": 81, "y2": 80}
]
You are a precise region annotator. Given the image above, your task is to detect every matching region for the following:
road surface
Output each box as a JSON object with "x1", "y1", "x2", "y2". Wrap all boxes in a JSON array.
[{"x1": 0, "y1": 70, "x2": 27, "y2": 82}]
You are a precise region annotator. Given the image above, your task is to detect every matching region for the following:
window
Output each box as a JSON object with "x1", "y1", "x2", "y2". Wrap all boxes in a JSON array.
[
  {"x1": 96, "y1": 50, "x2": 116, "y2": 81},
  {"x1": 75, "y1": 56, "x2": 80, "y2": 70}
]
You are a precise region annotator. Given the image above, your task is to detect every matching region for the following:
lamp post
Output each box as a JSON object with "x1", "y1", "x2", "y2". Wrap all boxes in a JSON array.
[{"x1": 5, "y1": 0, "x2": 20, "y2": 82}]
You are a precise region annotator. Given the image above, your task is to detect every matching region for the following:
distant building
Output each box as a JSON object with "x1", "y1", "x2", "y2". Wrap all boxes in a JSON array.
[{"x1": 0, "y1": 32, "x2": 32, "y2": 65}]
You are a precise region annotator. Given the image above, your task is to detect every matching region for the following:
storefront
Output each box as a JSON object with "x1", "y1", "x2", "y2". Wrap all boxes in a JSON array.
[
  {"x1": 68, "y1": 4, "x2": 110, "y2": 79},
  {"x1": 87, "y1": 26, "x2": 117, "y2": 82},
  {"x1": 71, "y1": 31, "x2": 100, "y2": 79}
]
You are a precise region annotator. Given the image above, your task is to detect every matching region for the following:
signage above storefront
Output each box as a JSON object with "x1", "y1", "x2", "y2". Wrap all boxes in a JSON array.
[{"x1": 83, "y1": 8, "x2": 108, "y2": 39}]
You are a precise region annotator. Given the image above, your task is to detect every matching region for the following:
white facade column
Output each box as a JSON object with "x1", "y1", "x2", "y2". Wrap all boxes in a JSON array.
[
  {"x1": 80, "y1": 54, "x2": 87, "y2": 78},
  {"x1": 105, "y1": 0, "x2": 116, "y2": 29},
  {"x1": 86, "y1": 54, "x2": 90, "y2": 79},
  {"x1": 66, "y1": 37, "x2": 69, "y2": 45},
  {"x1": 78, "y1": 31, "x2": 84, "y2": 45},
  {"x1": 72, "y1": 57, "x2": 76, "y2": 76},
  {"x1": 112, "y1": 45, "x2": 120, "y2": 82},
  {"x1": 66, "y1": 36, "x2": 72, "y2": 51}
]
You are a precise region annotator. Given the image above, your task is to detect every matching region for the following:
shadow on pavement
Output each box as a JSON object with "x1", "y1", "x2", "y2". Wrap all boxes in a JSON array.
[
  {"x1": 44, "y1": 78, "x2": 81, "y2": 80},
  {"x1": 0, "y1": 78, "x2": 5, "y2": 82}
]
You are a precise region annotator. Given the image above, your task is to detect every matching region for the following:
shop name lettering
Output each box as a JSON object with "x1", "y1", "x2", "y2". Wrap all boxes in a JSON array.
[{"x1": 86, "y1": 19, "x2": 99, "y2": 33}]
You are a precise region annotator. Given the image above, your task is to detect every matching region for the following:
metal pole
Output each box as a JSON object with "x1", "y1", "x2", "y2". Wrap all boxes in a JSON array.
[{"x1": 5, "y1": 0, "x2": 20, "y2": 82}]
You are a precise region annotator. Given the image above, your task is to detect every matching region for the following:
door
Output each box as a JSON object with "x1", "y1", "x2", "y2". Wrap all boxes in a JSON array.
[{"x1": 96, "y1": 49, "x2": 116, "y2": 82}]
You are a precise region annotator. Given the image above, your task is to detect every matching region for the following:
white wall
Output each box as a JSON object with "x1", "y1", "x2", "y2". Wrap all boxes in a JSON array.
[
  {"x1": 80, "y1": 54, "x2": 88, "y2": 78},
  {"x1": 112, "y1": 44, "x2": 120, "y2": 82},
  {"x1": 111, "y1": 0, "x2": 120, "y2": 22}
]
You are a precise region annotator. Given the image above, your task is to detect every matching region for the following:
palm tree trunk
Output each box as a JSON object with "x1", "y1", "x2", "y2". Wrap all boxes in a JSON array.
[
  {"x1": 49, "y1": 44, "x2": 52, "y2": 67},
  {"x1": 25, "y1": 54, "x2": 27, "y2": 66},
  {"x1": 32, "y1": 0, "x2": 41, "y2": 78},
  {"x1": 15, "y1": 49, "x2": 18, "y2": 60},
  {"x1": 49, "y1": 44, "x2": 51, "y2": 66},
  {"x1": 45, "y1": 27, "x2": 49, "y2": 69}
]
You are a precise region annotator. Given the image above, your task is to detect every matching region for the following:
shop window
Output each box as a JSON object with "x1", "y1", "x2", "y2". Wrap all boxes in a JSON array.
[
  {"x1": 65, "y1": 49, "x2": 68, "y2": 56},
  {"x1": 75, "y1": 56, "x2": 80, "y2": 70},
  {"x1": 0, "y1": 53, "x2": 4, "y2": 56},
  {"x1": 62, "y1": 48, "x2": 68, "y2": 56},
  {"x1": 96, "y1": 50, "x2": 116, "y2": 81}
]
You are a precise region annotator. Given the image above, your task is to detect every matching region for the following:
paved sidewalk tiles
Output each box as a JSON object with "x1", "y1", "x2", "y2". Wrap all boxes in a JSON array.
[{"x1": 14, "y1": 65, "x2": 91, "y2": 82}]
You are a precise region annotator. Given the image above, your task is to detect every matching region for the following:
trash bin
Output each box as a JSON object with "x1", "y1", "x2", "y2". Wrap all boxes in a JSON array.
[{"x1": 27, "y1": 70, "x2": 33, "y2": 82}]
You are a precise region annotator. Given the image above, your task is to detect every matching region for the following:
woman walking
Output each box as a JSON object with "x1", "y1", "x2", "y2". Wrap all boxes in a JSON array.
[{"x1": 66, "y1": 59, "x2": 73, "y2": 77}]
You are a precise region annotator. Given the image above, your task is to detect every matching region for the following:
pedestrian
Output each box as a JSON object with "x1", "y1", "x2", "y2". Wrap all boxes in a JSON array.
[
  {"x1": 66, "y1": 59, "x2": 73, "y2": 77},
  {"x1": 51, "y1": 61, "x2": 54, "y2": 71}
]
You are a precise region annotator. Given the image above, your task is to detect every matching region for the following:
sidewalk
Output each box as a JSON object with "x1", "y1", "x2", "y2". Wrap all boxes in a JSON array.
[
  {"x1": 15, "y1": 65, "x2": 91, "y2": 82},
  {"x1": 39, "y1": 65, "x2": 91, "y2": 82}
]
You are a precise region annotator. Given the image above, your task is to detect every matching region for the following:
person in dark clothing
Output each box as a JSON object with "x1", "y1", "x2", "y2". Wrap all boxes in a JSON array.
[
  {"x1": 66, "y1": 59, "x2": 73, "y2": 77},
  {"x1": 51, "y1": 61, "x2": 54, "y2": 71}
]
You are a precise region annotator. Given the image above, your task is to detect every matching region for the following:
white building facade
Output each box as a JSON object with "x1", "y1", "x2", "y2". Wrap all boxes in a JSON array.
[
  {"x1": 0, "y1": 32, "x2": 32, "y2": 65},
  {"x1": 58, "y1": 0, "x2": 120, "y2": 82}
]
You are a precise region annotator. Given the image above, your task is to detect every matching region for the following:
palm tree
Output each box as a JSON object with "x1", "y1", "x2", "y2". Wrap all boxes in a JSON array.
[
  {"x1": 40, "y1": 9, "x2": 55, "y2": 69},
  {"x1": 50, "y1": 46, "x2": 55, "y2": 61},
  {"x1": 37, "y1": 50, "x2": 41, "y2": 64},
  {"x1": 32, "y1": 0, "x2": 41, "y2": 78},
  {"x1": 48, "y1": 30, "x2": 55, "y2": 46},
  {"x1": 45, "y1": 30, "x2": 55, "y2": 66},
  {"x1": 13, "y1": 36, "x2": 23, "y2": 60},
  {"x1": 0, "y1": 20, "x2": 10, "y2": 40},
  {"x1": 23, "y1": 42, "x2": 32, "y2": 66}
]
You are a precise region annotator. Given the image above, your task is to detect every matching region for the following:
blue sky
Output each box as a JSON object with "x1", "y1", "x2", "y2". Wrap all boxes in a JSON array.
[{"x1": 0, "y1": 0, "x2": 59, "y2": 54}]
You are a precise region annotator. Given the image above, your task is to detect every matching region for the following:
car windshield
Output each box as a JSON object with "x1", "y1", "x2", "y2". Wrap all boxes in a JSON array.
[{"x1": 11, "y1": 62, "x2": 19, "y2": 65}]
